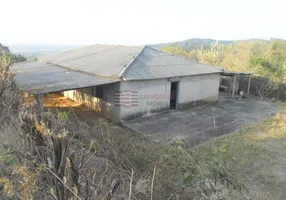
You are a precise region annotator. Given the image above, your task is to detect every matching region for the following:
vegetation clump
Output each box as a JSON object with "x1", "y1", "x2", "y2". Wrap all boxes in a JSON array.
[
  {"x1": 0, "y1": 44, "x2": 26, "y2": 63},
  {"x1": 162, "y1": 39, "x2": 286, "y2": 100}
]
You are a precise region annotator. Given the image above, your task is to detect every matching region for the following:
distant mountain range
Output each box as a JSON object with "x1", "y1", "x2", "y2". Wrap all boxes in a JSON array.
[
  {"x1": 6, "y1": 44, "x2": 82, "y2": 58},
  {"x1": 149, "y1": 38, "x2": 267, "y2": 51},
  {"x1": 6, "y1": 38, "x2": 269, "y2": 58},
  {"x1": 149, "y1": 38, "x2": 233, "y2": 51}
]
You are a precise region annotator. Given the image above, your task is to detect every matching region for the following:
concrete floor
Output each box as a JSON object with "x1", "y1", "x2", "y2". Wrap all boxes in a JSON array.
[{"x1": 123, "y1": 96, "x2": 280, "y2": 146}]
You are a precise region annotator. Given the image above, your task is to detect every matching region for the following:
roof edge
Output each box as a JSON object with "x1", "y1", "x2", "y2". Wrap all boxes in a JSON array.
[
  {"x1": 123, "y1": 71, "x2": 222, "y2": 81},
  {"x1": 119, "y1": 46, "x2": 146, "y2": 78}
]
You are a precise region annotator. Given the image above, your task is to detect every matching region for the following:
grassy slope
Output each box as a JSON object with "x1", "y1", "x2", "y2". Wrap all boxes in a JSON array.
[
  {"x1": 197, "y1": 103, "x2": 286, "y2": 199},
  {"x1": 44, "y1": 97, "x2": 286, "y2": 199},
  {"x1": 71, "y1": 102, "x2": 286, "y2": 199}
]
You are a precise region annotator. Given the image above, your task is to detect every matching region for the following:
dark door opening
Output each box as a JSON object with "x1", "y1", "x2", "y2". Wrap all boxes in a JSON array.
[
  {"x1": 170, "y1": 82, "x2": 178, "y2": 109},
  {"x1": 92, "y1": 85, "x2": 104, "y2": 99}
]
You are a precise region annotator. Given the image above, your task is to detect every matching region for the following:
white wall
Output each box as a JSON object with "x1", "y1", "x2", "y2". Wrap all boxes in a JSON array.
[
  {"x1": 63, "y1": 73, "x2": 220, "y2": 121},
  {"x1": 120, "y1": 79, "x2": 171, "y2": 120},
  {"x1": 177, "y1": 73, "x2": 220, "y2": 107},
  {"x1": 120, "y1": 73, "x2": 220, "y2": 120}
]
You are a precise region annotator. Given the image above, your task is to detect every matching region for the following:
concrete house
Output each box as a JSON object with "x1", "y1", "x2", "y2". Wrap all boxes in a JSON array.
[{"x1": 13, "y1": 45, "x2": 222, "y2": 121}]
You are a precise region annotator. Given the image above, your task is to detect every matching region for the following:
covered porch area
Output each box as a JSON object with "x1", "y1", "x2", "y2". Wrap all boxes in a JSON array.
[
  {"x1": 219, "y1": 70, "x2": 252, "y2": 99},
  {"x1": 12, "y1": 60, "x2": 121, "y2": 121}
]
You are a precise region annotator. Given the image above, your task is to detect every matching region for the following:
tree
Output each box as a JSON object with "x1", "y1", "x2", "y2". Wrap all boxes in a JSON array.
[
  {"x1": 197, "y1": 41, "x2": 225, "y2": 66},
  {"x1": 0, "y1": 43, "x2": 27, "y2": 63},
  {"x1": 161, "y1": 39, "x2": 286, "y2": 100},
  {"x1": 161, "y1": 46, "x2": 190, "y2": 59}
]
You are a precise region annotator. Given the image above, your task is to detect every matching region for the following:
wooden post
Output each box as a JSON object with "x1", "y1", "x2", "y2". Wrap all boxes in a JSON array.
[
  {"x1": 232, "y1": 76, "x2": 236, "y2": 99},
  {"x1": 34, "y1": 94, "x2": 44, "y2": 123},
  {"x1": 247, "y1": 75, "x2": 251, "y2": 95}
]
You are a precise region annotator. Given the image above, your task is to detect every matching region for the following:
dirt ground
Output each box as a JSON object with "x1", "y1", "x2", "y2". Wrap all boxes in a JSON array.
[{"x1": 123, "y1": 95, "x2": 280, "y2": 146}]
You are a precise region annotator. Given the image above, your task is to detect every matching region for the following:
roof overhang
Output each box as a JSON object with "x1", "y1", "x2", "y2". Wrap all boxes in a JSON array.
[
  {"x1": 12, "y1": 61, "x2": 120, "y2": 94},
  {"x1": 220, "y1": 70, "x2": 252, "y2": 77}
]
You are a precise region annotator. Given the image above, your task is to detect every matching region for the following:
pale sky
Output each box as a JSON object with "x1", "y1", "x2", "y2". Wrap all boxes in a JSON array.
[{"x1": 1, "y1": 0, "x2": 285, "y2": 45}]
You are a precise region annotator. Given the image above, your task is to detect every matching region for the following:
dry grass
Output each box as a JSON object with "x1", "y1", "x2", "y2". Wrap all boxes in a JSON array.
[{"x1": 197, "y1": 103, "x2": 286, "y2": 199}]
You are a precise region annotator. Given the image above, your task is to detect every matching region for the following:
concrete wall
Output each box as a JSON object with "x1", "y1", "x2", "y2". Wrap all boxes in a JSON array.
[
  {"x1": 102, "y1": 82, "x2": 121, "y2": 120},
  {"x1": 63, "y1": 82, "x2": 121, "y2": 121},
  {"x1": 63, "y1": 73, "x2": 220, "y2": 121},
  {"x1": 120, "y1": 73, "x2": 220, "y2": 120},
  {"x1": 177, "y1": 73, "x2": 220, "y2": 107},
  {"x1": 120, "y1": 79, "x2": 171, "y2": 120}
]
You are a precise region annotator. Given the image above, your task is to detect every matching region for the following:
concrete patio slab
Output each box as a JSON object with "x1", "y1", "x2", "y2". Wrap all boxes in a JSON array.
[{"x1": 123, "y1": 97, "x2": 280, "y2": 146}]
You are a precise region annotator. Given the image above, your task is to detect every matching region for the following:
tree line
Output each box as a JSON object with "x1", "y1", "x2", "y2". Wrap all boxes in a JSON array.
[{"x1": 162, "y1": 39, "x2": 286, "y2": 83}]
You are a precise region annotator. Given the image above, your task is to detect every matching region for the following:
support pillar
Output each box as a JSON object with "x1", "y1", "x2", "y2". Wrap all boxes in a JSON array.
[
  {"x1": 247, "y1": 75, "x2": 251, "y2": 95},
  {"x1": 34, "y1": 94, "x2": 44, "y2": 123},
  {"x1": 232, "y1": 76, "x2": 236, "y2": 99}
]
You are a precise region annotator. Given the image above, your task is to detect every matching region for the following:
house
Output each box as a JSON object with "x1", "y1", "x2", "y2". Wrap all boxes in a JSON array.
[{"x1": 12, "y1": 45, "x2": 222, "y2": 121}]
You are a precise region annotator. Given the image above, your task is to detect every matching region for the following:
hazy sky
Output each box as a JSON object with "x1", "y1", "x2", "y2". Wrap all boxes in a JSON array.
[{"x1": 1, "y1": 0, "x2": 285, "y2": 45}]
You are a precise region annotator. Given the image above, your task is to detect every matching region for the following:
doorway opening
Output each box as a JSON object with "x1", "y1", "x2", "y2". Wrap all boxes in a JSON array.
[{"x1": 170, "y1": 82, "x2": 178, "y2": 109}]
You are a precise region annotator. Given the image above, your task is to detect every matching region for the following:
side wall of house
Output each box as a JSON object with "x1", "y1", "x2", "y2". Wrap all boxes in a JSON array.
[
  {"x1": 120, "y1": 73, "x2": 220, "y2": 120},
  {"x1": 177, "y1": 73, "x2": 220, "y2": 108},
  {"x1": 62, "y1": 73, "x2": 220, "y2": 121},
  {"x1": 120, "y1": 79, "x2": 171, "y2": 120}
]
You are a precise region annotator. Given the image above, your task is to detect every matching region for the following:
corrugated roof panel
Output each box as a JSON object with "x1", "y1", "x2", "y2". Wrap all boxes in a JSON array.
[
  {"x1": 38, "y1": 44, "x2": 143, "y2": 78},
  {"x1": 123, "y1": 46, "x2": 222, "y2": 80},
  {"x1": 12, "y1": 61, "x2": 119, "y2": 94},
  {"x1": 12, "y1": 45, "x2": 223, "y2": 94}
]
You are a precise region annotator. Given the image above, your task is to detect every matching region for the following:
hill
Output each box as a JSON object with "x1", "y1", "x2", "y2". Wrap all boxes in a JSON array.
[
  {"x1": 5, "y1": 39, "x2": 269, "y2": 58},
  {"x1": 149, "y1": 38, "x2": 233, "y2": 51},
  {"x1": 149, "y1": 38, "x2": 268, "y2": 51}
]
